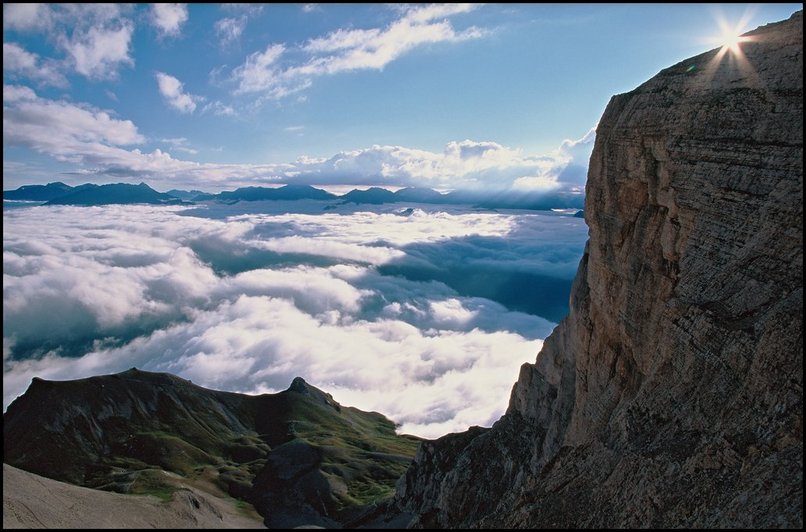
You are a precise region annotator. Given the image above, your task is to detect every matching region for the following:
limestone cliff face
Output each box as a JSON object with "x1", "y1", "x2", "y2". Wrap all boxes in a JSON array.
[{"x1": 391, "y1": 11, "x2": 803, "y2": 528}]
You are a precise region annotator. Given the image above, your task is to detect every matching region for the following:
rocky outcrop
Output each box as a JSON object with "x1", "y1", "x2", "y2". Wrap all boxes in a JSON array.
[{"x1": 389, "y1": 11, "x2": 803, "y2": 528}]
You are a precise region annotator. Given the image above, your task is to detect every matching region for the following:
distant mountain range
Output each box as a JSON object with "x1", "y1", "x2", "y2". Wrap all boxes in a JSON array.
[
  {"x1": 3, "y1": 369, "x2": 420, "y2": 529},
  {"x1": 4, "y1": 182, "x2": 183, "y2": 206},
  {"x1": 4, "y1": 181, "x2": 585, "y2": 210},
  {"x1": 217, "y1": 184, "x2": 336, "y2": 202}
]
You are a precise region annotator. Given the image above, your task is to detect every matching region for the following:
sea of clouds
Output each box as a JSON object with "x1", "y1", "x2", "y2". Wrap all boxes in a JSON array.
[{"x1": 3, "y1": 200, "x2": 587, "y2": 438}]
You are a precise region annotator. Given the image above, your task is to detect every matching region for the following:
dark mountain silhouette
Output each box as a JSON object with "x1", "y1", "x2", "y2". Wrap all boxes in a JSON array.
[
  {"x1": 164, "y1": 188, "x2": 207, "y2": 200},
  {"x1": 340, "y1": 186, "x2": 397, "y2": 204},
  {"x1": 190, "y1": 192, "x2": 217, "y2": 201},
  {"x1": 217, "y1": 184, "x2": 336, "y2": 202},
  {"x1": 6, "y1": 180, "x2": 586, "y2": 211},
  {"x1": 45, "y1": 182, "x2": 182, "y2": 206},
  {"x1": 3, "y1": 368, "x2": 419, "y2": 529},
  {"x1": 3, "y1": 181, "x2": 89, "y2": 201}
]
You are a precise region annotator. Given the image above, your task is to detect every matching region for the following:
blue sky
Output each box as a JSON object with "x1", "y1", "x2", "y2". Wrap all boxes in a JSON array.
[{"x1": 3, "y1": 3, "x2": 801, "y2": 192}]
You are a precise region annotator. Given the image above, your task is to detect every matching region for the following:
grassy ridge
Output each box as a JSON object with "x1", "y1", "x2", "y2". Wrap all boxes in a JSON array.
[{"x1": 3, "y1": 369, "x2": 420, "y2": 527}]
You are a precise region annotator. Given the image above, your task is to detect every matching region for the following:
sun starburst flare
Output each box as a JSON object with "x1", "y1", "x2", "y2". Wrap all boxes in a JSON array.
[
  {"x1": 695, "y1": 10, "x2": 762, "y2": 88},
  {"x1": 713, "y1": 18, "x2": 753, "y2": 56}
]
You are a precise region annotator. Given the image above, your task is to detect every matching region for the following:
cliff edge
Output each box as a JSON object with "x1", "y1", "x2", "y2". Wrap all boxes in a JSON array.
[{"x1": 390, "y1": 11, "x2": 803, "y2": 528}]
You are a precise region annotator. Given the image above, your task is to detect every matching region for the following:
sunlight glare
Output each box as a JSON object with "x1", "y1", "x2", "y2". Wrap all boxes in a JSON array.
[
  {"x1": 711, "y1": 11, "x2": 754, "y2": 56},
  {"x1": 719, "y1": 25, "x2": 749, "y2": 54}
]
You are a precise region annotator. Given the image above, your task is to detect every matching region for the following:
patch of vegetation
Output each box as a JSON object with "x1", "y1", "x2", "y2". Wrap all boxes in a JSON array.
[{"x1": 127, "y1": 469, "x2": 179, "y2": 503}]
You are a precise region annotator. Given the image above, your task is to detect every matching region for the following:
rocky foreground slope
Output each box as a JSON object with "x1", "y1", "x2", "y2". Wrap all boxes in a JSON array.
[
  {"x1": 383, "y1": 11, "x2": 803, "y2": 529},
  {"x1": 3, "y1": 369, "x2": 419, "y2": 529},
  {"x1": 3, "y1": 464, "x2": 264, "y2": 529}
]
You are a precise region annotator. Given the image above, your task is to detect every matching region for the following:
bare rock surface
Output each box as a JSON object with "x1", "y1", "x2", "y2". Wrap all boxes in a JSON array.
[
  {"x1": 387, "y1": 11, "x2": 803, "y2": 529},
  {"x1": 3, "y1": 464, "x2": 265, "y2": 529}
]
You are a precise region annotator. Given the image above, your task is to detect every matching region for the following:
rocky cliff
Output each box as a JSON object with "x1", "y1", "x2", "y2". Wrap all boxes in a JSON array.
[{"x1": 389, "y1": 11, "x2": 803, "y2": 528}]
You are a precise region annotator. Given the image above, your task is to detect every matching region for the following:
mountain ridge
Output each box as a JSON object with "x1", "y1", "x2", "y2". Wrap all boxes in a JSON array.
[
  {"x1": 4, "y1": 181, "x2": 585, "y2": 211},
  {"x1": 3, "y1": 368, "x2": 420, "y2": 529}
]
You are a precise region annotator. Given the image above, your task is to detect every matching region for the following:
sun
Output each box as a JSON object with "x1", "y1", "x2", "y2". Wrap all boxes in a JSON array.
[
  {"x1": 710, "y1": 13, "x2": 753, "y2": 56},
  {"x1": 718, "y1": 26, "x2": 750, "y2": 54},
  {"x1": 700, "y1": 10, "x2": 760, "y2": 87}
]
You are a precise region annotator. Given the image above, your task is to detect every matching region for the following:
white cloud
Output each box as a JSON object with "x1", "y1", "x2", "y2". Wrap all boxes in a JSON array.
[
  {"x1": 4, "y1": 4, "x2": 135, "y2": 81},
  {"x1": 281, "y1": 139, "x2": 569, "y2": 190},
  {"x1": 4, "y1": 89, "x2": 593, "y2": 192},
  {"x1": 559, "y1": 126, "x2": 596, "y2": 161},
  {"x1": 3, "y1": 86, "x2": 144, "y2": 162},
  {"x1": 232, "y1": 44, "x2": 292, "y2": 96},
  {"x1": 215, "y1": 16, "x2": 247, "y2": 46},
  {"x1": 2, "y1": 3, "x2": 52, "y2": 32},
  {"x1": 398, "y1": 3, "x2": 480, "y2": 24},
  {"x1": 2, "y1": 202, "x2": 587, "y2": 438},
  {"x1": 155, "y1": 72, "x2": 201, "y2": 114},
  {"x1": 201, "y1": 100, "x2": 236, "y2": 117},
  {"x1": 161, "y1": 137, "x2": 199, "y2": 155},
  {"x1": 150, "y1": 3, "x2": 189, "y2": 39},
  {"x1": 232, "y1": 3, "x2": 484, "y2": 98},
  {"x1": 3, "y1": 43, "x2": 68, "y2": 88},
  {"x1": 3, "y1": 84, "x2": 38, "y2": 102},
  {"x1": 61, "y1": 22, "x2": 134, "y2": 79}
]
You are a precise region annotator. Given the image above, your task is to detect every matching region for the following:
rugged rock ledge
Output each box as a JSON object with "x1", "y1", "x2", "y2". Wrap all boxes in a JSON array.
[{"x1": 387, "y1": 11, "x2": 803, "y2": 528}]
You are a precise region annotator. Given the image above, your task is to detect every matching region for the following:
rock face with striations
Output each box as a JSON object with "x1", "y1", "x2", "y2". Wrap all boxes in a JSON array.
[{"x1": 389, "y1": 11, "x2": 803, "y2": 528}]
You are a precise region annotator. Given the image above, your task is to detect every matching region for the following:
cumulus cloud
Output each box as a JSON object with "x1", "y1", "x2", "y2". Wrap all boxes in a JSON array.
[
  {"x1": 3, "y1": 3, "x2": 53, "y2": 32},
  {"x1": 3, "y1": 86, "x2": 144, "y2": 163},
  {"x1": 155, "y1": 72, "x2": 201, "y2": 113},
  {"x1": 3, "y1": 84, "x2": 37, "y2": 102},
  {"x1": 3, "y1": 87, "x2": 593, "y2": 192},
  {"x1": 3, "y1": 43, "x2": 68, "y2": 87},
  {"x1": 3, "y1": 4, "x2": 135, "y2": 80},
  {"x1": 3, "y1": 202, "x2": 587, "y2": 438},
  {"x1": 232, "y1": 3, "x2": 483, "y2": 98},
  {"x1": 62, "y1": 22, "x2": 134, "y2": 79},
  {"x1": 277, "y1": 136, "x2": 591, "y2": 191},
  {"x1": 150, "y1": 3, "x2": 189, "y2": 39}
]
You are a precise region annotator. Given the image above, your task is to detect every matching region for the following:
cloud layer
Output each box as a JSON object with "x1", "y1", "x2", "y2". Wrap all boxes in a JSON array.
[{"x1": 3, "y1": 202, "x2": 587, "y2": 438}]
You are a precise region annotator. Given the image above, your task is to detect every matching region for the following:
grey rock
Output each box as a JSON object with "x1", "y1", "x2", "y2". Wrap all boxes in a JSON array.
[{"x1": 390, "y1": 11, "x2": 803, "y2": 529}]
